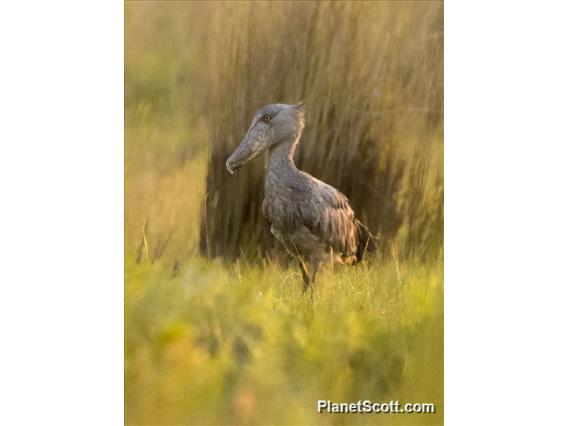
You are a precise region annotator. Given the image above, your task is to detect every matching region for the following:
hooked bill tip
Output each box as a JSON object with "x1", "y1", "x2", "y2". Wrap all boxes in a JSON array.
[{"x1": 225, "y1": 159, "x2": 235, "y2": 174}]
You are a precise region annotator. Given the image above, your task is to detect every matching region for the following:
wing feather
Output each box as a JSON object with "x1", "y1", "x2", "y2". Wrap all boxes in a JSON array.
[{"x1": 299, "y1": 178, "x2": 359, "y2": 258}]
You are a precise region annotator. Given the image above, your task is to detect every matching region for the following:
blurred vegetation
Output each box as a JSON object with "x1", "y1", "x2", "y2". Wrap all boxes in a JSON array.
[
  {"x1": 125, "y1": 1, "x2": 443, "y2": 425},
  {"x1": 125, "y1": 258, "x2": 443, "y2": 425}
]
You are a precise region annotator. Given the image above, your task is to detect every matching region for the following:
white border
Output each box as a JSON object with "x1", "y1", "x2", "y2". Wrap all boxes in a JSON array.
[
  {"x1": 446, "y1": 1, "x2": 568, "y2": 424},
  {"x1": 0, "y1": 1, "x2": 123, "y2": 424}
]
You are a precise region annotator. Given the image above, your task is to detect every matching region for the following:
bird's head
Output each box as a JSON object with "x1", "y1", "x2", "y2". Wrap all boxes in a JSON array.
[{"x1": 226, "y1": 102, "x2": 305, "y2": 174}]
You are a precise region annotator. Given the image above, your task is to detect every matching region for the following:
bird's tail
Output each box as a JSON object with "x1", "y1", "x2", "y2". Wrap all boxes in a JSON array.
[{"x1": 355, "y1": 219, "x2": 378, "y2": 263}]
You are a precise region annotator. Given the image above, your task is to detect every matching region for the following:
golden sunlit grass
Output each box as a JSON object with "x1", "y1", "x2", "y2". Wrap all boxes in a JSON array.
[
  {"x1": 124, "y1": 139, "x2": 443, "y2": 424},
  {"x1": 197, "y1": 1, "x2": 443, "y2": 259},
  {"x1": 125, "y1": 256, "x2": 442, "y2": 425}
]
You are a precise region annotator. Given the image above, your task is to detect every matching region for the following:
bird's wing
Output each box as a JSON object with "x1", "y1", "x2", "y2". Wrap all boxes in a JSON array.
[{"x1": 298, "y1": 178, "x2": 359, "y2": 258}]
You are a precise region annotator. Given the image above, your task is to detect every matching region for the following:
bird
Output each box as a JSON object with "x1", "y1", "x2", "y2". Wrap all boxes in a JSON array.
[{"x1": 226, "y1": 102, "x2": 375, "y2": 292}]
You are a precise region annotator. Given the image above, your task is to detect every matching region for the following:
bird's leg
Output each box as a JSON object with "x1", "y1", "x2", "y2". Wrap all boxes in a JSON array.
[{"x1": 311, "y1": 259, "x2": 323, "y2": 286}]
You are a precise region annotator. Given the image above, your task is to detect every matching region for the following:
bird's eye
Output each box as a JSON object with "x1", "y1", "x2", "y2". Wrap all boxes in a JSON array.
[{"x1": 263, "y1": 114, "x2": 271, "y2": 122}]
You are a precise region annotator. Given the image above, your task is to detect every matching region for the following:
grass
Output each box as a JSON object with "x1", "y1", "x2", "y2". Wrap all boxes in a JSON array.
[
  {"x1": 125, "y1": 256, "x2": 443, "y2": 425},
  {"x1": 124, "y1": 116, "x2": 444, "y2": 423},
  {"x1": 123, "y1": 99, "x2": 444, "y2": 426},
  {"x1": 125, "y1": 0, "x2": 444, "y2": 260},
  {"x1": 123, "y1": 118, "x2": 443, "y2": 424},
  {"x1": 197, "y1": 0, "x2": 444, "y2": 259}
]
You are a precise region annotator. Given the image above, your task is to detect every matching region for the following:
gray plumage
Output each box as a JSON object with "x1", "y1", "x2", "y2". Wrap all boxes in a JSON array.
[{"x1": 226, "y1": 102, "x2": 374, "y2": 291}]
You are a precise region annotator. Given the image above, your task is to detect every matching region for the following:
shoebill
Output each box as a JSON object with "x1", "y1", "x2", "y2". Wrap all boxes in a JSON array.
[{"x1": 226, "y1": 102, "x2": 374, "y2": 292}]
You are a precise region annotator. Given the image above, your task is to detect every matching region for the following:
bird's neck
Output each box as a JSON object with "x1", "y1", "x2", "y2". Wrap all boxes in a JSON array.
[{"x1": 266, "y1": 137, "x2": 299, "y2": 181}]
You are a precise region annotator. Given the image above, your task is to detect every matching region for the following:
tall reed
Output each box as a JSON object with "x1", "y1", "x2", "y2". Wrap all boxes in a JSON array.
[
  {"x1": 124, "y1": 1, "x2": 443, "y2": 264},
  {"x1": 196, "y1": 1, "x2": 444, "y2": 260}
]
